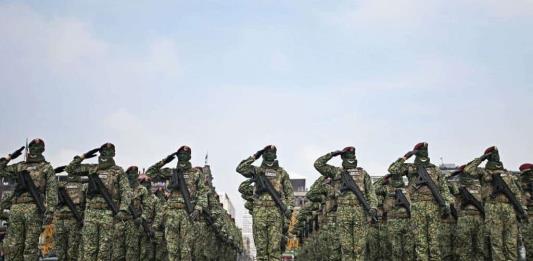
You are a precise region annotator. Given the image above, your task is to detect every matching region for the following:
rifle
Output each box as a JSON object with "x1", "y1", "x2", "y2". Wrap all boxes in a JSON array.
[
  {"x1": 394, "y1": 189, "x2": 411, "y2": 218},
  {"x1": 340, "y1": 170, "x2": 378, "y2": 223},
  {"x1": 415, "y1": 167, "x2": 449, "y2": 214},
  {"x1": 490, "y1": 174, "x2": 527, "y2": 221},
  {"x1": 88, "y1": 174, "x2": 119, "y2": 215},
  {"x1": 171, "y1": 169, "x2": 194, "y2": 214},
  {"x1": 458, "y1": 186, "x2": 485, "y2": 218},
  {"x1": 129, "y1": 204, "x2": 155, "y2": 239},
  {"x1": 19, "y1": 170, "x2": 45, "y2": 215},
  {"x1": 253, "y1": 168, "x2": 291, "y2": 218},
  {"x1": 54, "y1": 166, "x2": 83, "y2": 225}
]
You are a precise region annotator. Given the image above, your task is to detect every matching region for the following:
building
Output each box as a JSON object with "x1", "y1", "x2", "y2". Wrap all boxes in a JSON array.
[
  {"x1": 241, "y1": 212, "x2": 256, "y2": 259},
  {"x1": 219, "y1": 192, "x2": 236, "y2": 218},
  {"x1": 291, "y1": 178, "x2": 307, "y2": 210}
]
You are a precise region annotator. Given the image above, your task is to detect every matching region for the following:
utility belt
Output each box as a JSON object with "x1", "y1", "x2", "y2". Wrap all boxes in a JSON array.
[
  {"x1": 55, "y1": 212, "x2": 76, "y2": 220},
  {"x1": 254, "y1": 200, "x2": 277, "y2": 207},
  {"x1": 337, "y1": 197, "x2": 360, "y2": 206},
  {"x1": 386, "y1": 212, "x2": 410, "y2": 220},
  {"x1": 411, "y1": 192, "x2": 434, "y2": 202},
  {"x1": 488, "y1": 194, "x2": 510, "y2": 204},
  {"x1": 458, "y1": 208, "x2": 482, "y2": 217},
  {"x1": 88, "y1": 202, "x2": 111, "y2": 210},
  {"x1": 167, "y1": 202, "x2": 186, "y2": 209},
  {"x1": 13, "y1": 196, "x2": 36, "y2": 204}
]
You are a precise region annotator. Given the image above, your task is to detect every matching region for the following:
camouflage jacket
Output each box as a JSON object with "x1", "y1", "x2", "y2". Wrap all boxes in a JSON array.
[
  {"x1": 65, "y1": 156, "x2": 131, "y2": 213},
  {"x1": 236, "y1": 156, "x2": 294, "y2": 210},
  {"x1": 0, "y1": 158, "x2": 57, "y2": 214},
  {"x1": 388, "y1": 158, "x2": 452, "y2": 205},
  {"x1": 314, "y1": 153, "x2": 377, "y2": 208},
  {"x1": 374, "y1": 176, "x2": 410, "y2": 218},
  {"x1": 146, "y1": 160, "x2": 207, "y2": 211}
]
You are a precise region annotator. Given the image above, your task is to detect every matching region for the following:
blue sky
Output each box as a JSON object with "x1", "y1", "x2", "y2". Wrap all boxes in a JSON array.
[{"x1": 1, "y1": 0, "x2": 532, "y2": 224}]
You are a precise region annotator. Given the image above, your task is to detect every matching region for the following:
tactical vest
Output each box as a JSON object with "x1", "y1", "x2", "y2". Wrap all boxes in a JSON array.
[
  {"x1": 14, "y1": 161, "x2": 49, "y2": 202},
  {"x1": 482, "y1": 169, "x2": 516, "y2": 204},
  {"x1": 382, "y1": 186, "x2": 409, "y2": 218},
  {"x1": 167, "y1": 167, "x2": 201, "y2": 205},
  {"x1": 88, "y1": 166, "x2": 123, "y2": 205},
  {"x1": 254, "y1": 167, "x2": 285, "y2": 204},
  {"x1": 409, "y1": 165, "x2": 440, "y2": 201},
  {"x1": 458, "y1": 175, "x2": 483, "y2": 213},
  {"x1": 131, "y1": 186, "x2": 145, "y2": 211},
  {"x1": 337, "y1": 168, "x2": 366, "y2": 205}
]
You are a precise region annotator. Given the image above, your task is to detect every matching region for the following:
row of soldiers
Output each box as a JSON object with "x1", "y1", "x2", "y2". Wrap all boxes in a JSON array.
[
  {"x1": 0, "y1": 139, "x2": 243, "y2": 261},
  {"x1": 296, "y1": 143, "x2": 532, "y2": 261}
]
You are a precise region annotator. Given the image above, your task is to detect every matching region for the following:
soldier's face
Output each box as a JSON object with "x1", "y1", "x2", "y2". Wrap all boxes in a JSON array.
[
  {"x1": 487, "y1": 151, "x2": 500, "y2": 162},
  {"x1": 415, "y1": 149, "x2": 428, "y2": 158},
  {"x1": 177, "y1": 152, "x2": 191, "y2": 162},
  {"x1": 262, "y1": 151, "x2": 277, "y2": 162},
  {"x1": 342, "y1": 153, "x2": 357, "y2": 169},
  {"x1": 100, "y1": 147, "x2": 115, "y2": 159},
  {"x1": 28, "y1": 143, "x2": 44, "y2": 155}
]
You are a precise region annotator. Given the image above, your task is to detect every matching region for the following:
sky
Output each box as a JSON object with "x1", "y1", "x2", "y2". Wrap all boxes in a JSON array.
[{"x1": 1, "y1": 0, "x2": 532, "y2": 226}]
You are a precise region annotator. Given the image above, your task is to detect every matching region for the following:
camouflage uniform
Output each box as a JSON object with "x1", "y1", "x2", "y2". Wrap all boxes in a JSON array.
[
  {"x1": 147, "y1": 146, "x2": 208, "y2": 261},
  {"x1": 314, "y1": 148, "x2": 377, "y2": 261},
  {"x1": 153, "y1": 190, "x2": 168, "y2": 261},
  {"x1": 236, "y1": 145, "x2": 294, "y2": 261},
  {"x1": 0, "y1": 191, "x2": 14, "y2": 258},
  {"x1": 306, "y1": 176, "x2": 340, "y2": 260},
  {"x1": 519, "y1": 164, "x2": 533, "y2": 261},
  {"x1": 0, "y1": 140, "x2": 58, "y2": 261},
  {"x1": 54, "y1": 175, "x2": 86, "y2": 261},
  {"x1": 375, "y1": 176, "x2": 412, "y2": 261},
  {"x1": 449, "y1": 167, "x2": 486, "y2": 261},
  {"x1": 66, "y1": 143, "x2": 132, "y2": 261},
  {"x1": 463, "y1": 147, "x2": 522, "y2": 261},
  {"x1": 388, "y1": 143, "x2": 452, "y2": 261}
]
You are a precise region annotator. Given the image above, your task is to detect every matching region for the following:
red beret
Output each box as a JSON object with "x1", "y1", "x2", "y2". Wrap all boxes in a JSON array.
[
  {"x1": 458, "y1": 165, "x2": 465, "y2": 171},
  {"x1": 126, "y1": 166, "x2": 138, "y2": 173},
  {"x1": 264, "y1": 145, "x2": 277, "y2": 152},
  {"x1": 519, "y1": 163, "x2": 533, "y2": 172},
  {"x1": 342, "y1": 146, "x2": 356, "y2": 153},
  {"x1": 29, "y1": 138, "x2": 44, "y2": 145},
  {"x1": 100, "y1": 143, "x2": 115, "y2": 150},
  {"x1": 414, "y1": 142, "x2": 428, "y2": 150},
  {"x1": 484, "y1": 146, "x2": 497, "y2": 155},
  {"x1": 177, "y1": 146, "x2": 191, "y2": 153}
]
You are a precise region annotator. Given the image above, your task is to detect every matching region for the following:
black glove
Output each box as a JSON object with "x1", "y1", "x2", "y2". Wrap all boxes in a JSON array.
[
  {"x1": 253, "y1": 148, "x2": 266, "y2": 160},
  {"x1": 115, "y1": 210, "x2": 130, "y2": 221},
  {"x1": 54, "y1": 166, "x2": 66, "y2": 174},
  {"x1": 9, "y1": 146, "x2": 25, "y2": 160},
  {"x1": 403, "y1": 150, "x2": 416, "y2": 159},
  {"x1": 162, "y1": 153, "x2": 176, "y2": 164},
  {"x1": 190, "y1": 209, "x2": 201, "y2": 221},
  {"x1": 331, "y1": 150, "x2": 343, "y2": 157},
  {"x1": 83, "y1": 148, "x2": 100, "y2": 159}
]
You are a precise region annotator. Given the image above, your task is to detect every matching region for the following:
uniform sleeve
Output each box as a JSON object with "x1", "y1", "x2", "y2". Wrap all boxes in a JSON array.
[
  {"x1": 65, "y1": 156, "x2": 95, "y2": 175},
  {"x1": 314, "y1": 153, "x2": 339, "y2": 178},
  {"x1": 437, "y1": 170, "x2": 452, "y2": 205},
  {"x1": 118, "y1": 169, "x2": 132, "y2": 212},
  {"x1": 363, "y1": 171, "x2": 378, "y2": 209},
  {"x1": 236, "y1": 156, "x2": 258, "y2": 178},
  {"x1": 463, "y1": 157, "x2": 484, "y2": 178},
  {"x1": 44, "y1": 164, "x2": 58, "y2": 213},
  {"x1": 145, "y1": 159, "x2": 173, "y2": 180},
  {"x1": 282, "y1": 170, "x2": 295, "y2": 209},
  {"x1": 0, "y1": 159, "x2": 18, "y2": 179},
  {"x1": 388, "y1": 157, "x2": 408, "y2": 177},
  {"x1": 194, "y1": 170, "x2": 208, "y2": 210}
]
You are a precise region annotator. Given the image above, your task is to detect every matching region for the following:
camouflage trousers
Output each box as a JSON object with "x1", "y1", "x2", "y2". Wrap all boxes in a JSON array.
[
  {"x1": 438, "y1": 217, "x2": 456, "y2": 261},
  {"x1": 54, "y1": 212, "x2": 82, "y2": 261},
  {"x1": 112, "y1": 218, "x2": 139, "y2": 260},
  {"x1": 164, "y1": 208, "x2": 193, "y2": 261},
  {"x1": 485, "y1": 202, "x2": 518, "y2": 261},
  {"x1": 5, "y1": 203, "x2": 42, "y2": 261},
  {"x1": 386, "y1": 218, "x2": 414, "y2": 261},
  {"x1": 521, "y1": 213, "x2": 533, "y2": 261},
  {"x1": 455, "y1": 214, "x2": 485, "y2": 261},
  {"x1": 318, "y1": 215, "x2": 341, "y2": 261},
  {"x1": 411, "y1": 200, "x2": 441, "y2": 261},
  {"x1": 366, "y1": 222, "x2": 390, "y2": 261},
  {"x1": 79, "y1": 208, "x2": 114, "y2": 261},
  {"x1": 252, "y1": 205, "x2": 283, "y2": 261},
  {"x1": 337, "y1": 204, "x2": 367, "y2": 261},
  {"x1": 192, "y1": 220, "x2": 215, "y2": 261},
  {"x1": 139, "y1": 227, "x2": 156, "y2": 261}
]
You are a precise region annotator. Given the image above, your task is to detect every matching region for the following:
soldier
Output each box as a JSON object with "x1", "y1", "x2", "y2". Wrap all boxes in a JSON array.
[
  {"x1": 236, "y1": 145, "x2": 294, "y2": 261},
  {"x1": 0, "y1": 191, "x2": 14, "y2": 259},
  {"x1": 0, "y1": 139, "x2": 57, "y2": 260},
  {"x1": 519, "y1": 163, "x2": 533, "y2": 259},
  {"x1": 306, "y1": 176, "x2": 341, "y2": 260},
  {"x1": 138, "y1": 173, "x2": 159, "y2": 260},
  {"x1": 152, "y1": 187, "x2": 169, "y2": 261},
  {"x1": 65, "y1": 143, "x2": 132, "y2": 261},
  {"x1": 238, "y1": 179, "x2": 255, "y2": 215},
  {"x1": 54, "y1": 167, "x2": 86, "y2": 261},
  {"x1": 447, "y1": 165, "x2": 486, "y2": 261},
  {"x1": 147, "y1": 146, "x2": 208, "y2": 261},
  {"x1": 314, "y1": 147, "x2": 378, "y2": 261},
  {"x1": 375, "y1": 175, "x2": 413, "y2": 261},
  {"x1": 113, "y1": 166, "x2": 153, "y2": 260},
  {"x1": 194, "y1": 165, "x2": 221, "y2": 261},
  {"x1": 388, "y1": 142, "x2": 452, "y2": 260},
  {"x1": 463, "y1": 146, "x2": 523, "y2": 260}
]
